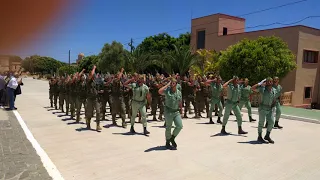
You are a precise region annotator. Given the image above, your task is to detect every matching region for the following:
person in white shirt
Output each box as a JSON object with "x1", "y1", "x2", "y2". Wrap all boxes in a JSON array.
[{"x1": 6, "y1": 73, "x2": 19, "y2": 110}]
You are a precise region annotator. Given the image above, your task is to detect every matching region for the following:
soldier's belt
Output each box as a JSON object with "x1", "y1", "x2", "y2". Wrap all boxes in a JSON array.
[
  {"x1": 132, "y1": 99, "x2": 145, "y2": 103},
  {"x1": 260, "y1": 104, "x2": 273, "y2": 108},
  {"x1": 165, "y1": 106, "x2": 179, "y2": 112},
  {"x1": 226, "y1": 99, "x2": 238, "y2": 104}
]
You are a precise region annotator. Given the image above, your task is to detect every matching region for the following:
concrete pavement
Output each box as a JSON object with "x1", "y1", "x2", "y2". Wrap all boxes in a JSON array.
[{"x1": 8, "y1": 77, "x2": 320, "y2": 180}]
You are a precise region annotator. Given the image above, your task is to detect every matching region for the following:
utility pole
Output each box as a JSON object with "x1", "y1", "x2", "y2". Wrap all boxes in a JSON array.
[
  {"x1": 129, "y1": 38, "x2": 134, "y2": 54},
  {"x1": 68, "y1": 50, "x2": 71, "y2": 67}
]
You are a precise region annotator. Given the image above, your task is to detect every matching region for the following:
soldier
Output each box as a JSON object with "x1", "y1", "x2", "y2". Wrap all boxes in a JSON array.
[
  {"x1": 252, "y1": 78, "x2": 276, "y2": 144},
  {"x1": 150, "y1": 74, "x2": 164, "y2": 121},
  {"x1": 158, "y1": 78, "x2": 183, "y2": 150},
  {"x1": 52, "y1": 77, "x2": 59, "y2": 110},
  {"x1": 109, "y1": 69, "x2": 127, "y2": 128},
  {"x1": 58, "y1": 76, "x2": 66, "y2": 112},
  {"x1": 65, "y1": 75, "x2": 71, "y2": 115},
  {"x1": 75, "y1": 70, "x2": 86, "y2": 123},
  {"x1": 123, "y1": 82, "x2": 132, "y2": 119},
  {"x1": 85, "y1": 66, "x2": 102, "y2": 131},
  {"x1": 69, "y1": 74, "x2": 77, "y2": 119},
  {"x1": 220, "y1": 76, "x2": 247, "y2": 135},
  {"x1": 49, "y1": 77, "x2": 55, "y2": 108},
  {"x1": 272, "y1": 77, "x2": 283, "y2": 129},
  {"x1": 239, "y1": 78, "x2": 256, "y2": 122},
  {"x1": 195, "y1": 76, "x2": 203, "y2": 117},
  {"x1": 124, "y1": 74, "x2": 151, "y2": 135},
  {"x1": 200, "y1": 78, "x2": 209, "y2": 117},
  {"x1": 101, "y1": 75, "x2": 112, "y2": 120},
  {"x1": 183, "y1": 77, "x2": 198, "y2": 118},
  {"x1": 206, "y1": 76, "x2": 223, "y2": 124}
]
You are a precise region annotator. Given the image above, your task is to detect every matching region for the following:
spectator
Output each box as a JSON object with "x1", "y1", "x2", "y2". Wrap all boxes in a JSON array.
[
  {"x1": 6, "y1": 72, "x2": 19, "y2": 110},
  {"x1": 0, "y1": 73, "x2": 5, "y2": 107}
]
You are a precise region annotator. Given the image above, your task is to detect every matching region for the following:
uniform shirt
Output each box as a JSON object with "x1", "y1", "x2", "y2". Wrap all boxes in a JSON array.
[
  {"x1": 258, "y1": 86, "x2": 276, "y2": 107},
  {"x1": 7, "y1": 77, "x2": 18, "y2": 90},
  {"x1": 176, "y1": 83, "x2": 182, "y2": 92},
  {"x1": 130, "y1": 83, "x2": 149, "y2": 102},
  {"x1": 210, "y1": 82, "x2": 223, "y2": 99},
  {"x1": 240, "y1": 84, "x2": 252, "y2": 101},
  {"x1": 226, "y1": 83, "x2": 241, "y2": 102},
  {"x1": 164, "y1": 87, "x2": 182, "y2": 110},
  {"x1": 86, "y1": 79, "x2": 98, "y2": 99},
  {"x1": 273, "y1": 84, "x2": 282, "y2": 102}
]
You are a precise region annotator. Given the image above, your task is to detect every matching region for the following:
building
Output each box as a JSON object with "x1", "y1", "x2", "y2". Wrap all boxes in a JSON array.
[
  {"x1": 191, "y1": 13, "x2": 320, "y2": 107},
  {"x1": 0, "y1": 55, "x2": 22, "y2": 73},
  {"x1": 76, "y1": 53, "x2": 85, "y2": 64}
]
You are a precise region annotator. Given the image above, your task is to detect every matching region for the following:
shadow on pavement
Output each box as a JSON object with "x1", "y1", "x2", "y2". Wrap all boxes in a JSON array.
[
  {"x1": 67, "y1": 121, "x2": 85, "y2": 125},
  {"x1": 237, "y1": 140, "x2": 267, "y2": 145},
  {"x1": 103, "y1": 124, "x2": 121, "y2": 128},
  {"x1": 144, "y1": 146, "x2": 168, "y2": 152},
  {"x1": 112, "y1": 132, "x2": 146, "y2": 136},
  {"x1": 196, "y1": 122, "x2": 215, "y2": 125},
  {"x1": 62, "y1": 117, "x2": 74, "y2": 121},
  {"x1": 211, "y1": 132, "x2": 247, "y2": 137},
  {"x1": 151, "y1": 125, "x2": 166, "y2": 128},
  {"x1": 75, "y1": 127, "x2": 97, "y2": 132}
]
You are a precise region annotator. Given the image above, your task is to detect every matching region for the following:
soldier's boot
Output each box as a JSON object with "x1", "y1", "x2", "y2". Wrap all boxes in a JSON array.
[
  {"x1": 152, "y1": 115, "x2": 157, "y2": 121},
  {"x1": 209, "y1": 117, "x2": 214, "y2": 124},
  {"x1": 238, "y1": 126, "x2": 248, "y2": 135},
  {"x1": 143, "y1": 127, "x2": 150, "y2": 135},
  {"x1": 183, "y1": 111, "x2": 188, "y2": 118},
  {"x1": 217, "y1": 117, "x2": 222, "y2": 124},
  {"x1": 130, "y1": 126, "x2": 136, "y2": 133},
  {"x1": 220, "y1": 126, "x2": 228, "y2": 135},
  {"x1": 214, "y1": 112, "x2": 218, "y2": 116},
  {"x1": 249, "y1": 116, "x2": 256, "y2": 122},
  {"x1": 264, "y1": 122, "x2": 268, "y2": 128},
  {"x1": 170, "y1": 135, "x2": 177, "y2": 149},
  {"x1": 96, "y1": 121, "x2": 102, "y2": 131},
  {"x1": 264, "y1": 131, "x2": 274, "y2": 144},
  {"x1": 257, "y1": 132, "x2": 268, "y2": 143},
  {"x1": 166, "y1": 140, "x2": 175, "y2": 150},
  {"x1": 50, "y1": 102, "x2": 53, "y2": 108},
  {"x1": 121, "y1": 119, "x2": 127, "y2": 128},
  {"x1": 86, "y1": 118, "x2": 91, "y2": 129},
  {"x1": 163, "y1": 122, "x2": 166, "y2": 127},
  {"x1": 76, "y1": 117, "x2": 80, "y2": 123},
  {"x1": 54, "y1": 104, "x2": 57, "y2": 110},
  {"x1": 158, "y1": 114, "x2": 163, "y2": 121},
  {"x1": 274, "y1": 121, "x2": 283, "y2": 129}
]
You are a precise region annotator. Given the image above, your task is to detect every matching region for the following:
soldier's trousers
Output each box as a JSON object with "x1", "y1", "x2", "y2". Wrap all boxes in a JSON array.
[
  {"x1": 151, "y1": 96, "x2": 164, "y2": 116},
  {"x1": 184, "y1": 96, "x2": 197, "y2": 115},
  {"x1": 195, "y1": 96, "x2": 203, "y2": 116},
  {"x1": 239, "y1": 100, "x2": 252, "y2": 118},
  {"x1": 49, "y1": 92, "x2": 54, "y2": 106},
  {"x1": 124, "y1": 97, "x2": 131, "y2": 118},
  {"x1": 85, "y1": 98, "x2": 101, "y2": 125},
  {"x1": 273, "y1": 101, "x2": 281, "y2": 122},
  {"x1": 76, "y1": 97, "x2": 86, "y2": 121},
  {"x1": 101, "y1": 96, "x2": 111, "y2": 119},
  {"x1": 209, "y1": 98, "x2": 223, "y2": 118},
  {"x1": 130, "y1": 100, "x2": 147, "y2": 127},
  {"x1": 258, "y1": 106, "x2": 274, "y2": 134},
  {"x1": 69, "y1": 95, "x2": 76, "y2": 118},
  {"x1": 203, "y1": 96, "x2": 209, "y2": 115},
  {"x1": 222, "y1": 100, "x2": 242, "y2": 126},
  {"x1": 110, "y1": 96, "x2": 126, "y2": 123},
  {"x1": 53, "y1": 93, "x2": 58, "y2": 109},
  {"x1": 65, "y1": 95, "x2": 70, "y2": 115},
  {"x1": 59, "y1": 93, "x2": 65, "y2": 111},
  {"x1": 164, "y1": 107, "x2": 183, "y2": 140}
]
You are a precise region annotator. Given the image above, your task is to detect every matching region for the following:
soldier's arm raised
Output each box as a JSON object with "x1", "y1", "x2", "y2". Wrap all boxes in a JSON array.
[{"x1": 88, "y1": 66, "x2": 96, "y2": 80}]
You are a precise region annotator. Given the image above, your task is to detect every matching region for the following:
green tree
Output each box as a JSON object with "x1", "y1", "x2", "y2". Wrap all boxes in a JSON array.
[
  {"x1": 124, "y1": 48, "x2": 161, "y2": 73},
  {"x1": 219, "y1": 36, "x2": 297, "y2": 84},
  {"x1": 21, "y1": 55, "x2": 40, "y2": 73},
  {"x1": 58, "y1": 65, "x2": 77, "y2": 76},
  {"x1": 164, "y1": 45, "x2": 198, "y2": 75},
  {"x1": 33, "y1": 56, "x2": 63, "y2": 74},
  {"x1": 98, "y1": 41, "x2": 126, "y2": 73},
  {"x1": 78, "y1": 55, "x2": 99, "y2": 72}
]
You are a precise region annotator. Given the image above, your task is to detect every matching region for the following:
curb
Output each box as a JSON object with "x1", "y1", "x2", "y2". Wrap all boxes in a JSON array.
[{"x1": 241, "y1": 109, "x2": 320, "y2": 124}]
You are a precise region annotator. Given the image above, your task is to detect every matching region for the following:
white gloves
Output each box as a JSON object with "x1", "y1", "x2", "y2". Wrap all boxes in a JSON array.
[{"x1": 258, "y1": 79, "x2": 266, "y2": 85}]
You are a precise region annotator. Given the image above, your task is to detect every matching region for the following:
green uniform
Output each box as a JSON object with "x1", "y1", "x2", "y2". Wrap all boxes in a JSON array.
[
  {"x1": 85, "y1": 79, "x2": 101, "y2": 129},
  {"x1": 49, "y1": 80, "x2": 54, "y2": 107},
  {"x1": 273, "y1": 84, "x2": 282, "y2": 122},
  {"x1": 257, "y1": 86, "x2": 277, "y2": 134},
  {"x1": 123, "y1": 86, "x2": 132, "y2": 118},
  {"x1": 76, "y1": 79, "x2": 86, "y2": 122},
  {"x1": 69, "y1": 81, "x2": 77, "y2": 118},
  {"x1": 222, "y1": 84, "x2": 243, "y2": 126},
  {"x1": 184, "y1": 82, "x2": 198, "y2": 118},
  {"x1": 164, "y1": 87, "x2": 183, "y2": 140},
  {"x1": 130, "y1": 83, "x2": 149, "y2": 128},
  {"x1": 110, "y1": 80, "x2": 126, "y2": 127},
  {"x1": 52, "y1": 82, "x2": 59, "y2": 110},
  {"x1": 239, "y1": 84, "x2": 253, "y2": 119},
  {"x1": 209, "y1": 82, "x2": 223, "y2": 118},
  {"x1": 150, "y1": 80, "x2": 164, "y2": 120},
  {"x1": 101, "y1": 82, "x2": 111, "y2": 120},
  {"x1": 58, "y1": 80, "x2": 66, "y2": 112}
]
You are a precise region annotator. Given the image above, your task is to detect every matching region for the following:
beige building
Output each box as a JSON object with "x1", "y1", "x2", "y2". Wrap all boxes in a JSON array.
[
  {"x1": 191, "y1": 13, "x2": 320, "y2": 107},
  {"x1": 0, "y1": 55, "x2": 22, "y2": 73}
]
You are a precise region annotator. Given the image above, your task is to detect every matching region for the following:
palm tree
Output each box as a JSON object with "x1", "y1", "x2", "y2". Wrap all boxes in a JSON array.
[
  {"x1": 164, "y1": 44, "x2": 198, "y2": 76},
  {"x1": 124, "y1": 48, "x2": 161, "y2": 73}
]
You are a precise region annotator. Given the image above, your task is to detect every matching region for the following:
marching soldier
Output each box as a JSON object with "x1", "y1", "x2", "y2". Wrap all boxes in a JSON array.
[
  {"x1": 58, "y1": 76, "x2": 66, "y2": 112},
  {"x1": 206, "y1": 76, "x2": 223, "y2": 124},
  {"x1": 49, "y1": 77, "x2": 55, "y2": 108},
  {"x1": 75, "y1": 70, "x2": 86, "y2": 123},
  {"x1": 272, "y1": 77, "x2": 283, "y2": 129},
  {"x1": 150, "y1": 74, "x2": 164, "y2": 121},
  {"x1": 239, "y1": 78, "x2": 256, "y2": 122}
]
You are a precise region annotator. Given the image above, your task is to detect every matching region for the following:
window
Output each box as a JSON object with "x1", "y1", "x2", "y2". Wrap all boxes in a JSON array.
[
  {"x1": 304, "y1": 87, "x2": 312, "y2": 99},
  {"x1": 197, "y1": 30, "x2": 205, "y2": 49},
  {"x1": 223, "y1": 27, "x2": 228, "y2": 35},
  {"x1": 303, "y1": 50, "x2": 319, "y2": 63}
]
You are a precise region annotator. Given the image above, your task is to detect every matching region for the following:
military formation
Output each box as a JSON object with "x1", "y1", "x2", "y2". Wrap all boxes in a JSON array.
[{"x1": 48, "y1": 66, "x2": 283, "y2": 150}]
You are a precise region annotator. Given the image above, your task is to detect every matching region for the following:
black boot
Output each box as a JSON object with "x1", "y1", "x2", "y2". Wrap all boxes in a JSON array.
[
  {"x1": 50, "y1": 103, "x2": 53, "y2": 108},
  {"x1": 220, "y1": 126, "x2": 228, "y2": 134},
  {"x1": 230, "y1": 112, "x2": 234, "y2": 115},
  {"x1": 238, "y1": 126, "x2": 248, "y2": 134},
  {"x1": 214, "y1": 112, "x2": 218, "y2": 116},
  {"x1": 217, "y1": 117, "x2": 222, "y2": 124},
  {"x1": 264, "y1": 131, "x2": 274, "y2": 144},
  {"x1": 130, "y1": 126, "x2": 136, "y2": 133},
  {"x1": 163, "y1": 122, "x2": 166, "y2": 127},
  {"x1": 144, "y1": 127, "x2": 150, "y2": 135},
  {"x1": 257, "y1": 132, "x2": 268, "y2": 143},
  {"x1": 274, "y1": 121, "x2": 283, "y2": 129},
  {"x1": 249, "y1": 116, "x2": 256, "y2": 122},
  {"x1": 165, "y1": 140, "x2": 175, "y2": 150},
  {"x1": 209, "y1": 117, "x2": 214, "y2": 124},
  {"x1": 170, "y1": 135, "x2": 177, "y2": 148},
  {"x1": 86, "y1": 118, "x2": 91, "y2": 129}
]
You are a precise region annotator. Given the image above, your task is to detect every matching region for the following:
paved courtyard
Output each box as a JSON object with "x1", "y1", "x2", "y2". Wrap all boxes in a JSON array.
[{"x1": 4, "y1": 77, "x2": 320, "y2": 180}]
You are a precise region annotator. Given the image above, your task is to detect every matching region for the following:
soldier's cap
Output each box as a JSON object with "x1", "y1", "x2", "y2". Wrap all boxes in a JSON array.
[
  {"x1": 138, "y1": 75, "x2": 144, "y2": 79},
  {"x1": 170, "y1": 78, "x2": 177, "y2": 83},
  {"x1": 266, "y1": 77, "x2": 273, "y2": 81},
  {"x1": 209, "y1": 74, "x2": 214, "y2": 77},
  {"x1": 244, "y1": 78, "x2": 249, "y2": 81},
  {"x1": 274, "y1": 76, "x2": 279, "y2": 80},
  {"x1": 233, "y1": 75, "x2": 239, "y2": 79}
]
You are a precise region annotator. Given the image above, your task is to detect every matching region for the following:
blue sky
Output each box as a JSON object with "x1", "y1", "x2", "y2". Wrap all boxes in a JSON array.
[{"x1": 10, "y1": 0, "x2": 320, "y2": 63}]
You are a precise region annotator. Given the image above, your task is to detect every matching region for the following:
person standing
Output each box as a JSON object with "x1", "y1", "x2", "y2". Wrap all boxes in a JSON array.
[
  {"x1": 206, "y1": 76, "x2": 223, "y2": 124},
  {"x1": 220, "y1": 76, "x2": 247, "y2": 135},
  {"x1": 158, "y1": 78, "x2": 183, "y2": 150},
  {"x1": 6, "y1": 73, "x2": 19, "y2": 110},
  {"x1": 272, "y1": 77, "x2": 283, "y2": 129},
  {"x1": 252, "y1": 78, "x2": 276, "y2": 144},
  {"x1": 124, "y1": 74, "x2": 151, "y2": 135},
  {"x1": 239, "y1": 78, "x2": 256, "y2": 122}
]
